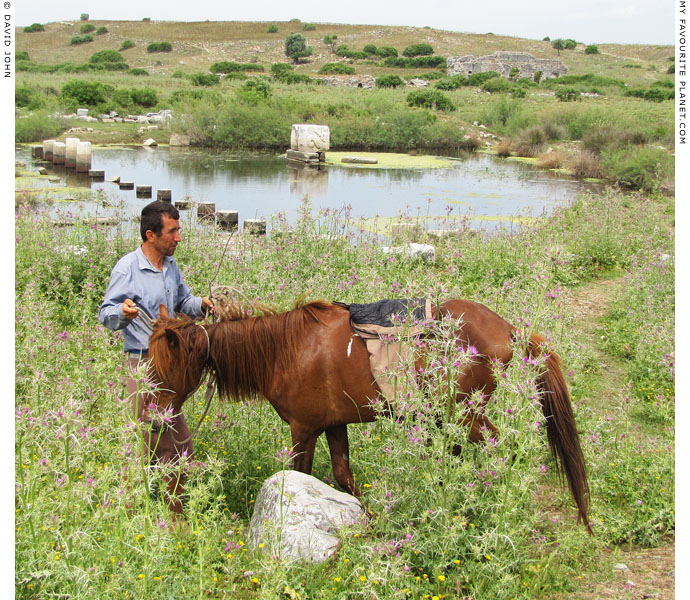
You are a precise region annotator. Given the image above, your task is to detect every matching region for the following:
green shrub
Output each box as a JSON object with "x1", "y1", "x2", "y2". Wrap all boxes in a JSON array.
[
  {"x1": 511, "y1": 87, "x2": 527, "y2": 98},
  {"x1": 147, "y1": 42, "x2": 173, "y2": 53},
  {"x1": 335, "y1": 45, "x2": 367, "y2": 59},
  {"x1": 509, "y1": 67, "x2": 519, "y2": 79},
  {"x1": 190, "y1": 72, "x2": 220, "y2": 86},
  {"x1": 60, "y1": 80, "x2": 106, "y2": 105},
  {"x1": 384, "y1": 56, "x2": 445, "y2": 68},
  {"x1": 80, "y1": 23, "x2": 96, "y2": 34},
  {"x1": 375, "y1": 74, "x2": 406, "y2": 88},
  {"x1": 555, "y1": 88, "x2": 581, "y2": 102},
  {"x1": 237, "y1": 78, "x2": 273, "y2": 104},
  {"x1": 15, "y1": 87, "x2": 34, "y2": 108},
  {"x1": 210, "y1": 61, "x2": 243, "y2": 73},
  {"x1": 267, "y1": 24, "x2": 278, "y2": 33},
  {"x1": 80, "y1": 13, "x2": 89, "y2": 20},
  {"x1": 363, "y1": 44, "x2": 377, "y2": 55},
  {"x1": 302, "y1": 23, "x2": 316, "y2": 31},
  {"x1": 16, "y1": 51, "x2": 30, "y2": 61},
  {"x1": 96, "y1": 26, "x2": 108, "y2": 35},
  {"x1": 120, "y1": 40, "x2": 135, "y2": 51},
  {"x1": 585, "y1": 45, "x2": 599, "y2": 55},
  {"x1": 281, "y1": 73, "x2": 313, "y2": 84},
  {"x1": 318, "y1": 63, "x2": 355, "y2": 75},
  {"x1": 481, "y1": 76, "x2": 512, "y2": 94},
  {"x1": 375, "y1": 46, "x2": 398, "y2": 58},
  {"x1": 564, "y1": 38, "x2": 578, "y2": 49},
  {"x1": 15, "y1": 111, "x2": 67, "y2": 142},
  {"x1": 23, "y1": 23, "x2": 45, "y2": 33},
  {"x1": 534, "y1": 70, "x2": 542, "y2": 83},
  {"x1": 89, "y1": 50, "x2": 125, "y2": 64},
  {"x1": 70, "y1": 35, "x2": 93, "y2": 45},
  {"x1": 602, "y1": 146, "x2": 674, "y2": 192},
  {"x1": 130, "y1": 87, "x2": 158, "y2": 107},
  {"x1": 271, "y1": 63, "x2": 295, "y2": 81},
  {"x1": 467, "y1": 71, "x2": 501, "y2": 86},
  {"x1": 129, "y1": 68, "x2": 149, "y2": 76},
  {"x1": 402, "y1": 43, "x2": 434, "y2": 57},
  {"x1": 406, "y1": 89, "x2": 455, "y2": 111},
  {"x1": 434, "y1": 75, "x2": 467, "y2": 90},
  {"x1": 644, "y1": 87, "x2": 672, "y2": 102}
]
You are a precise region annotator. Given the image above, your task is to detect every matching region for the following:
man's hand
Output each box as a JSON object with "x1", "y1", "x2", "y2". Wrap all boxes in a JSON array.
[
  {"x1": 122, "y1": 298, "x2": 139, "y2": 320},
  {"x1": 202, "y1": 296, "x2": 215, "y2": 315}
]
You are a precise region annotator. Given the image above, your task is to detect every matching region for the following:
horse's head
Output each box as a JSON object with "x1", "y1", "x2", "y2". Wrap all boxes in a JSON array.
[{"x1": 148, "y1": 305, "x2": 210, "y2": 411}]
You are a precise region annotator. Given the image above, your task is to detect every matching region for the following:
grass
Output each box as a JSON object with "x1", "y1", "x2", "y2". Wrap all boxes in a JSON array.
[{"x1": 15, "y1": 184, "x2": 674, "y2": 598}]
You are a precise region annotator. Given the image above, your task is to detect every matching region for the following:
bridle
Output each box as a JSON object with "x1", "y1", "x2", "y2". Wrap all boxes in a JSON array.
[{"x1": 135, "y1": 305, "x2": 216, "y2": 445}]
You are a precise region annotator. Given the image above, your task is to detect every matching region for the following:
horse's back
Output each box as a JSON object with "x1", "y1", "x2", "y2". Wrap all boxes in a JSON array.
[{"x1": 437, "y1": 299, "x2": 515, "y2": 363}]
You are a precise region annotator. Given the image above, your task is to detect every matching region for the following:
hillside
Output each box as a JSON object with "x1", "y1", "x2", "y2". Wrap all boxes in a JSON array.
[{"x1": 16, "y1": 18, "x2": 673, "y2": 85}]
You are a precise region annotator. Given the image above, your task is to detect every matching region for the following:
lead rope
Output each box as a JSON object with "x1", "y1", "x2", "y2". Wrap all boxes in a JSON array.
[{"x1": 173, "y1": 323, "x2": 216, "y2": 445}]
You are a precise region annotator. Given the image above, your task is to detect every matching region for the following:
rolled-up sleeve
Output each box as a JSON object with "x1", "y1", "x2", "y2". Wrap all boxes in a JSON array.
[{"x1": 98, "y1": 267, "x2": 132, "y2": 331}]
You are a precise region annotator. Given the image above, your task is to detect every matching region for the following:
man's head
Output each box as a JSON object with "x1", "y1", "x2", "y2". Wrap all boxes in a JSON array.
[{"x1": 140, "y1": 201, "x2": 182, "y2": 258}]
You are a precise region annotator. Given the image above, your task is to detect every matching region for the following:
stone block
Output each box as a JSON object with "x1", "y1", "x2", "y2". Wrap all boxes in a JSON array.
[
  {"x1": 290, "y1": 124, "x2": 330, "y2": 153},
  {"x1": 248, "y1": 470, "x2": 366, "y2": 563}
]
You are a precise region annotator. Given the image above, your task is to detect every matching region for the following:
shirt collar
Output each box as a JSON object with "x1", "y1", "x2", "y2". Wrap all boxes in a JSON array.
[{"x1": 135, "y1": 246, "x2": 173, "y2": 272}]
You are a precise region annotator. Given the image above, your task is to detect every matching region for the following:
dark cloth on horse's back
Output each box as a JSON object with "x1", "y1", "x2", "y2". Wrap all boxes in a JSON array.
[
  {"x1": 335, "y1": 298, "x2": 433, "y2": 405},
  {"x1": 335, "y1": 298, "x2": 431, "y2": 337}
]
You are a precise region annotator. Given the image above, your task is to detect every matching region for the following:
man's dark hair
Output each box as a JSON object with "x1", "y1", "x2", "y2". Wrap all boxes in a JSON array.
[{"x1": 140, "y1": 201, "x2": 180, "y2": 241}]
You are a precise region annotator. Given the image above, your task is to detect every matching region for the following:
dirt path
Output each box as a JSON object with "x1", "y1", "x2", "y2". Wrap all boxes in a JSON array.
[{"x1": 558, "y1": 277, "x2": 676, "y2": 600}]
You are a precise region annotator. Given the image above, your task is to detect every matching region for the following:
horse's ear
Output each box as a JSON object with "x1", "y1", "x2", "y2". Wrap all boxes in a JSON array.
[{"x1": 159, "y1": 304, "x2": 169, "y2": 320}]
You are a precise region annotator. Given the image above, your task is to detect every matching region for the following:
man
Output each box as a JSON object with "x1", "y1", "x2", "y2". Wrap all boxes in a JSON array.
[{"x1": 99, "y1": 200, "x2": 213, "y2": 512}]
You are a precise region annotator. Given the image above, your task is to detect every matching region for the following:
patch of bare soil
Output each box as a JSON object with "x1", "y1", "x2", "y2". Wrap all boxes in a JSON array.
[{"x1": 556, "y1": 277, "x2": 675, "y2": 600}]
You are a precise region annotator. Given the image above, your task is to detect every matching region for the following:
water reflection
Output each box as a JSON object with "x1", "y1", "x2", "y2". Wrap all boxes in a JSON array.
[{"x1": 17, "y1": 146, "x2": 599, "y2": 232}]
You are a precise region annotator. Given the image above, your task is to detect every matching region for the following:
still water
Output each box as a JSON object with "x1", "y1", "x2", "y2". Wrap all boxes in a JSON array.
[{"x1": 18, "y1": 146, "x2": 597, "y2": 233}]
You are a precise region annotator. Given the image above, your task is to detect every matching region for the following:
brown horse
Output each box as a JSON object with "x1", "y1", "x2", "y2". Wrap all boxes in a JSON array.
[{"x1": 149, "y1": 299, "x2": 590, "y2": 531}]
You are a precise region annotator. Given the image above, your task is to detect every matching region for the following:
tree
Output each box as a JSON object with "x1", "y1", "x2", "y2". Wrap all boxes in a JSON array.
[
  {"x1": 551, "y1": 38, "x2": 565, "y2": 56},
  {"x1": 585, "y1": 44, "x2": 599, "y2": 55},
  {"x1": 80, "y1": 13, "x2": 89, "y2": 20},
  {"x1": 285, "y1": 33, "x2": 313, "y2": 64}
]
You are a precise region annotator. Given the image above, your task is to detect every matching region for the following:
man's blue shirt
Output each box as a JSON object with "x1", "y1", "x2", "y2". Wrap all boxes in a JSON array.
[{"x1": 98, "y1": 246, "x2": 204, "y2": 352}]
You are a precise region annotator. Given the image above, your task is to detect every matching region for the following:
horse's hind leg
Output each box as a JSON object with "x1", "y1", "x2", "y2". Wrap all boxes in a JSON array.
[{"x1": 325, "y1": 425, "x2": 361, "y2": 496}]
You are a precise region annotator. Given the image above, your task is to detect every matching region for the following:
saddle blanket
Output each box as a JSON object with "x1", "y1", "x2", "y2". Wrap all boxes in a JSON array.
[{"x1": 336, "y1": 298, "x2": 433, "y2": 403}]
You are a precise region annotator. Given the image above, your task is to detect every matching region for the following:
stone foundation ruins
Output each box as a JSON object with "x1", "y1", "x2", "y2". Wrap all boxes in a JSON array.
[{"x1": 446, "y1": 52, "x2": 567, "y2": 80}]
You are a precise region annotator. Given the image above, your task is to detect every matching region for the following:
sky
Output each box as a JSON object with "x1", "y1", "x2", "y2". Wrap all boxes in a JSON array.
[{"x1": 15, "y1": 0, "x2": 675, "y2": 46}]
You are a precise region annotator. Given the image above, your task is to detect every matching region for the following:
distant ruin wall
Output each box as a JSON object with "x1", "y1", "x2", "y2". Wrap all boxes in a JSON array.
[{"x1": 446, "y1": 52, "x2": 567, "y2": 79}]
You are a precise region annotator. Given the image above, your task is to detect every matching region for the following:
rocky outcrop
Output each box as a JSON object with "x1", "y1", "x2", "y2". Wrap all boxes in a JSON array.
[
  {"x1": 447, "y1": 52, "x2": 567, "y2": 80},
  {"x1": 320, "y1": 75, "x2": 376, "y2": 88}
]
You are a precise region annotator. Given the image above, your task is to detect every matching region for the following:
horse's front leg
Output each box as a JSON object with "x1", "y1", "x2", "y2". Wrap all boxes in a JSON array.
[
  {"x1": 289, "y1": 426, "x2": 319, "y2": 474},
  {"x1": 325, "y1": 425, "x2": 360, "y2": 496}
]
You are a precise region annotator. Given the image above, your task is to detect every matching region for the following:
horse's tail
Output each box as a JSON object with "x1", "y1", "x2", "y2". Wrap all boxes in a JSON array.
[{"x1": 527, "y1": 333, "x2": 592, "y2": 534}]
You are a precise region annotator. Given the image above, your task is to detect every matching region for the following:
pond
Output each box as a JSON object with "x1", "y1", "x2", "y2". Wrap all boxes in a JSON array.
[{"x1": 16, "y1": 146, "x2": 599, "y2": 235}]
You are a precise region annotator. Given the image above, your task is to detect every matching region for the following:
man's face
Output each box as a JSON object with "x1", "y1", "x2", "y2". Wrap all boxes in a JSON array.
[{"x1": 150, "y1": 213, "x2": 182, "y2": 256}]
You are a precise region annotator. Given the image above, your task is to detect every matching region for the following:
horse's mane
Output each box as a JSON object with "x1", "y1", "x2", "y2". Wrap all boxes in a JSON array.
[{"x1": 208, "y1": 300, "x2": 333, "y2": 401}]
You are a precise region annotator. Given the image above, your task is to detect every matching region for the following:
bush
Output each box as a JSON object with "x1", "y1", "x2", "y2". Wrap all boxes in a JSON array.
[
  {"x1": 16, "y1": 51, "x2": 30, "y2": 61},
  {"x1": 190, "y1": 72, "x2": 220, "y2": 86},
  {"x1": 555, "y1": 88, "x2": 581, "y2": 102},
  {"x1": 96, "y1": 26, "x2": 108, "y2": 35},
  {"x1": 211, "y1": 61, "x2": 243, "y2": 73},
  {"x1": 70, "y1": 35, "x2": 93, "y2": 45},
  {"x1": 434, "y1": 75, "x2": 467, "y2": 90},
  {"x1": 406, "y1": 89, "x2": 455, "y2": 111},
  {"x1": 23, "y1": 23, "x2": 45, "y2": 33},
  {"x1": 568, "y1": 149, "x2": 604, "y2": 179},
  {"x1": 375, "y1": 74, "x2": 405, "y2": 88},
  {"x1": 89, "y1": 50, "x2": 126, "y2": 64},
  {"x1": 375, "y1": 46, "x2": 398, "y2": 58},
  {"x1": 514, "y1": 125, "x2": 547, "y2": 157},
  {"x1": 15, "y1": 111, "x2": 67, "y2": 142},
  {"x1": 384, "y1": 56, "x2": 445, "y2": 68},
  {"x1": 564, "y1": 39, "x2": 578, "y2": 49},
  {"x1": 467, "y1": 71, "x2": 501, "y2": 86},
  {"x1": 302, "y1": 23, "x2": 316, "y2": 31},
  {"x1": 60, "y1": 80, "x2": 106, "y2": 105},
  {"x1": 129, "y1": 68, "x2": 149, "y2": 76},
  {"x1": 363, "y1": 44, "x2": 377, "y2": 55},
  {"x1": 147, "y1": 42, "x2": 173, "y2": 53},
  {"x1": 585, "y1": 45, "x2": 599, "y2": 55},
  {"x1": 237, "y1": 78, "x2": 273, "y2": 104},
  {"x1": 130, "y1": 88, "x2": 158, "y2": 107},
  {"x1": 318, "y1": 63, "x2": 355, "y2": 75},
  {"x1": 402, "y1": 43, "x2": 434, "y2": 57},
  {"x1": 495, "y1": 139, "x2": 512, "y2": 157},
  {"x1": 335, "y1": 45, "x2": 367, "y2": 60},
  {"x1": 80, "y1": 13, "x2": 89, "y2": 20},
  {"x1": 534, "y1": 70, "x2": 542, "y2": 84},
  {"x1": 481, "y1": 76, "x2": 512, "y2": 94},
  {"x1": 643, "y1": 87, "x2": 672, "y2": 102},
  {"x1": 80, "y1": 23, "x2": 96, "y2": 34},
  {"x1": 267, "y1": 24, "x2": 278, "y2": 33},
  {"x1": 120, "y1": 40, "x2": 135, "y2": 51},
  {"x1": 602, "y1": 146, "x2": 674, "y2": 192},
  {"x1": 271, "y1": 63, "x2": 295, "y2": 80}
]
